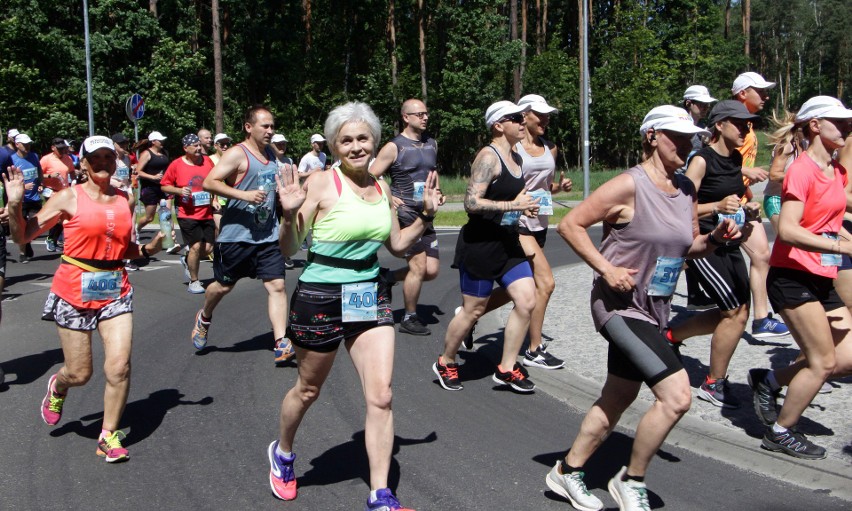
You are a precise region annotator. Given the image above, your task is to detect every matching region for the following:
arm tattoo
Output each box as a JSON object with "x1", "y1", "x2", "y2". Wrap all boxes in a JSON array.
[{"x1": 464, "y1": 152, "x2": 507, "y2": 213}]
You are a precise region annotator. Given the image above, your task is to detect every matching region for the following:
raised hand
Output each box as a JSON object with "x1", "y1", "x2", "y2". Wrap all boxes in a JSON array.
[
  {"x1": 275, "y1": 163, "x2": 306, "y2": 212},
  {"x1": 421, "y1": 170, "x2": 440, "y2": 216},
  {"x1": 2, "y1": 166, "x2": 26, "y2": 205},
  {"x1": 558, "y1": 171, "x2": 573, "y2": 192}
]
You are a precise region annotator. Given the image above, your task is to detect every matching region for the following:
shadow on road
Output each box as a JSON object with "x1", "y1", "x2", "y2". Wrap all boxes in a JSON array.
[
  {"x1": 194, "y1": 330, "x2": 274, "y2": 356},
  {"x1": 0, "y1": 348, "x2": 64, "y2": 391}
]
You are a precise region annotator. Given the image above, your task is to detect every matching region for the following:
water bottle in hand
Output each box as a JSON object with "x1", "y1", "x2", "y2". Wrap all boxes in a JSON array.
[{"x1": 158, "y1": 199, "x2": 174, "y2": 249}]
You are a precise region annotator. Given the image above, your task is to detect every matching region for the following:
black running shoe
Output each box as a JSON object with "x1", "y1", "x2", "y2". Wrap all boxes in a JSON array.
[
  {"x1": 697, "y1": 377, "x2": 740, "y2": 408},
  {"x1": 399, "y1": 315, "x2": 430, "y2": 336},
  {"x1": 686, "y1": 294, "x2": 717, "y2": 311},
  {"x1": 523, "y1": 344, "x2": 565, "y2": 369},
  {"x1": 433, "y1": 356, "x2": 463, "y2": 391},
  {"x1": 761, "y1": 427, "x2": 826, "y2": 460},
  {"x1": 748, "y1": 368, "x2": 780, "y2": 425},
  {"x1": 492, "y1": 363, "x2": 535, "y2": 393}
]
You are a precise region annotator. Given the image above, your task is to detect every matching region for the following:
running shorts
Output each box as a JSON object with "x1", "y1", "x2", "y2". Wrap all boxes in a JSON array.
[
  {"x1": 42, "y1": 289, "x2": 133, "y2": 331},
  {"x1": 213, "y1": 241, "x2": 286, "y2": 285},
  {"x1": 458, "y1": 261, "x2": 533, "y2": 298},
  {"x1": 397, "y1": 205, "x2": 439, "y2": 259},
  {"x1": 686, "y1": 246, "x2": 749, "y2": 311},
  {"x1": 600, "y1": 314, "x2": 683, "y2": 386},
  {"x1": 178, "y1": 218, "x2": 216, "y2": 246},
  {"x1": 767, "y1": 266, "x2": 844, "y2": 313},
  {"x1": 518, "y1": 227, "x2": 548, "y2": 248}
]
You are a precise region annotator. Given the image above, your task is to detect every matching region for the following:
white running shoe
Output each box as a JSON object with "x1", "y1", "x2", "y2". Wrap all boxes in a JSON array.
[
  {"x1": 545, "y1": 461, "x2": 603, "y2": 511},
  {"x1": 608, "y1": 466, "x2": 650, "y2": 511}
]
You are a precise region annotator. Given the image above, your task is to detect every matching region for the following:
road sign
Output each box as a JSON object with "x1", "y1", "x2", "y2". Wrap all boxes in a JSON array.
[{"x1": 125, "y1": 94, "x2": 145, "y2": 122}]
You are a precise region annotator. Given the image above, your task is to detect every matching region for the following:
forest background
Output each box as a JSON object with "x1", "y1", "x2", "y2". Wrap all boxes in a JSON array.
[{"x1": 1, "y1": 0, "x2": 849, "y2": 174}]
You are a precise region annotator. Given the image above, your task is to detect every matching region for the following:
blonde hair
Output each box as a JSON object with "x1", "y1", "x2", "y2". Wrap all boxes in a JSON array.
[{"x1": 767, "y1": 110, "x2": 801, "y2": 157}]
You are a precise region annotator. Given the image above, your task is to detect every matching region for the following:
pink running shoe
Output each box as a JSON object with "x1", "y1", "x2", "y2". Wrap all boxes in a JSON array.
[
  {"x1": 97, "y1": 430, "x2": 130, "y2": 463},
  {"x1": 40, "y1": 374, "x2": 66, "y2": 426},
  {"x1": 268, "y1": 441, "x2": 297, "y2": 500}
]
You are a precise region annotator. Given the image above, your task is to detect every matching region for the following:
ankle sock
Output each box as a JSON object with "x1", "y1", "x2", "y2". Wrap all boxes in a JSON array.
[
  {"x1": 275, "y1": 444, "x2": 293, "y2": 459},
  {"x1": 624, "y1": 473, "x2": 645, "y2": 483},
  {"x1": 200, "y1": 312, "x2": 211, "y2": 323},
  {"x1": 560, "y1": 460, "x2": 582, "y2": 475},
  {"x1": 704, "y1": 374, "x2": 717, "y2": 385},
  {"x1": 403, "y1": 312, "x2": 416, "y2": 321},
  {"x1": 772, "y1": 423, "x2": 788, "y2": 434},
  {"x1": 99, "y1": 429, "x2": 112, "y2": 440},
  {"x1": 665, "y1": 329, "x2": 680, "y2": 344}
]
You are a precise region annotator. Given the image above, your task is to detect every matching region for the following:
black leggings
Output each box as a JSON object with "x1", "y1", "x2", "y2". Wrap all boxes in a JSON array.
[{"x1": 600, "y1": 315, "x2": 683, "y2": 387}]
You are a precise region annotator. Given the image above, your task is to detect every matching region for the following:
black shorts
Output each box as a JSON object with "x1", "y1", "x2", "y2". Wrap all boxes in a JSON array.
[
  {"x1": 600, "y1": 315, "x2": 683, "y2": 386},
  {"x1": 22, "y1": 201, "x2": 42, "y2": 218},
  {"x1": 287, "y1": 279, "x2": 393, "y2": 353},
  {"x1": 767, "y1": 266, "x2": 845, "y2": 313},
  {"x1": 518, "y1": 227, "x2": 547, "y2": 248},
  {"x1": 841, "y1": 220, "x2": 852, "y2": 270},
  {"x1": 139, "y1": 186, "x2": 166, "y2": 206},
  {"x1": 397, "y1": 205, "x2": 439, "y2": 258},
  {"x1": 213, "y1": 241, "x2": 286, "y2": 285},
  {"x1": 178, "y1": 218, "x2": 216, "y2": 246},
  {"x1": 686, "y1": 245, "x2": 750, "y2": 311}
]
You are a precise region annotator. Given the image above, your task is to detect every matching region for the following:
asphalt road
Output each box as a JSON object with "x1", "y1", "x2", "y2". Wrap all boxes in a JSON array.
[{"x1": 0, "y1": 228, "x2": 848, "y2": 510}]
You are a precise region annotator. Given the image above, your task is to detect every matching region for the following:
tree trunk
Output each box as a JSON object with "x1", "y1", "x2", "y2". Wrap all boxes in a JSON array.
[
  {"x1": 419, "y1": 0, "x2": 427, "y2": 101},
  {"x1": 535, "y1": 0, "x2": 542, "y2": 54},
  {"x1": 577, "y1": 0, "x2": 584, "y2": 168},
  {"x1": 510, "y1": 0, "x2": 520, "y2": 101},
  {"x1": 149, "y1": 0, "x2": 158, "y2": 16},
  {"x1": 388, "y1": 0, "x2": 397, "y2": 93},
  {"x1": 302, "y1": 0, "x2": 312, "y2": 52},
  {"x1": 520, "y1": 0, "x2": 527, "y2": 93},
  {"x1": 542, "y1": 0, "x2": 548, "y2": 51},
  {"x1": 742, "y1": 0, "x2": 751, "y2": 58},
  {"x1": 212, "y1": 0, "x2": 223, "y2": 133},
  {"x1": 724, "y1": 0, "x2": 731, "y2": 39}
]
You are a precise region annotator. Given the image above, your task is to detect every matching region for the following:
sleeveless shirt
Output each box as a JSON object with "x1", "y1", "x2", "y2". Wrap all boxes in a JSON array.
[
  {"x1": 590, "y1": 166, "x2": 695, "y2": 331},
  {"x1": 515, "y1": 139, "x2": 556, "y2": 232},
  {"x1": 52, "y1": 185, "x2": 133, "y2": 309},
  {"x1": 694, "y1": 146, "x2": 746, "y2": 235},
  {"x1": 388, "y1": 133, "x2": 438, "y2": 209},
  {"x1": 139, "y1": 149, "x2": 169, "y2": 188},
  {"x1": 217, "y1": 143, "x2": 280, "y2": 244}
]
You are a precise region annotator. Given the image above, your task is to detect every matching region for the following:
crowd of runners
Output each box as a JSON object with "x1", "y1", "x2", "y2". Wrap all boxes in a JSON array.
[{"x1": 1, "y1": 69, "x2": 850, "y2": 511}]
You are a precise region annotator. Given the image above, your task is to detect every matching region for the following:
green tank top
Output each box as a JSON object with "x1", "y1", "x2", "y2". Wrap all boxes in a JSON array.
[{"x1": 299, "y1": 167, "x2": 392, "y2": 283}]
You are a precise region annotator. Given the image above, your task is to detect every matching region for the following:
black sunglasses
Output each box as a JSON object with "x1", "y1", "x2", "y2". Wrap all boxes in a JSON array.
[{"x1": 499, "y1": 113, "x2": 525, "y2": 124}]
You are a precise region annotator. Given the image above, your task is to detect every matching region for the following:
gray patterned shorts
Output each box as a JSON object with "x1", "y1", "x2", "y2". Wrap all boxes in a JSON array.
[{"x1": 42, "y1": 289, "x2": 134, "y2": 331}]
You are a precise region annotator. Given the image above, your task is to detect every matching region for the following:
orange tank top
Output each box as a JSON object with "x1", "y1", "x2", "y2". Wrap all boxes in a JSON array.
[{"x1": 51, "y1": 185, "x2": 133, "y2": 309}]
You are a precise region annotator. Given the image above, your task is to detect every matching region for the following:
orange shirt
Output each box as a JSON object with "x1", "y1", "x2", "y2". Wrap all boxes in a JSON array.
[
  {"x1": 40, "y1": 152, "x2": 74, "y2": 191},
  {"x1": 737, "y1": 124, "x2": 757, "y2": 199}
]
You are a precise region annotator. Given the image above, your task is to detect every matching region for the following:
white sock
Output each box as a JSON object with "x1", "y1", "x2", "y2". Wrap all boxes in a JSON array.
[
  {"x1": 772, "y1": 422, "x2": 788, "y2": 434},
  {"x1": 275, "y1": 444, "x2": 292, "y2": 459},
  {"x1": 369, "y1": 490, "x2": 378, "y2": 502}
]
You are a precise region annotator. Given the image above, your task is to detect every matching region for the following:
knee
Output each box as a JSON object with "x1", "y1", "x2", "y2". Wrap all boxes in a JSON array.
[
  {"x1": 537, "y1": 274, "x2": 555, "y2": 297},
  {"x1": 366, "y1": 385, "x2": 393, "y2": 412},
  {"x1": 423, "y1": 268, "x2": 439, "y2": 282},
  {"x1": 64, "y1": 367, "x2": 93, "y2": 386},
  {"x1": 514, "y1": 295, "x2": 536, "y2": 316},
  {"x1": 188, "y1": 242, "x2": 202, "y2": 255},
  {"x1": 104, "y1": 358, "x2": 131, "y2": 384},
  {"x1": 664, "y1": 388, "x2": 692, "y2": 417},
  {"x1": 811, "y1": 356, "x2": 837, "y2": 380},
  {"x1": 294, "y1": 382, "x2": 322, "y2": 406},
  {"x1": 266, "y1": 280, "x2": 286, "y2": 294}
]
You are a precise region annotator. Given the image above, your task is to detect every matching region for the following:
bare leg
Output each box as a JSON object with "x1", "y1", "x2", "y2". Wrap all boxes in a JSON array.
[
  {"x1": 263, "y1": 278, "x2": 288, "y2": 340},
  {"x1": 519, "y1": 234, "x2": 555, "y2": 352},
  {"x1": 97, "y1": 313, "x2": 133, "y2": 431},
  {"x1": 741, "y1": 220, "x2": 771, "y2": 321},
  {"x1": 54, "y1": 327, "x2": 96, "y2": 394},
  {"x1": 402, "y1": 252, "x2": 427, "y2": 315},
  {"x1": 500, "y1": 277, "x2": 536, "y2": 370},
  {"x1": 442, "y1": 294, "x2": 489, "y2": 363},
  {"x1": 278, "y1": 347, "x2": 338, "y2": 451},
  {"x1": 187, "y1": 242, "x2": 202, "y2": 281},
  {"x1": 200, "y1": 281, "x2": 234, "y2": 319}
]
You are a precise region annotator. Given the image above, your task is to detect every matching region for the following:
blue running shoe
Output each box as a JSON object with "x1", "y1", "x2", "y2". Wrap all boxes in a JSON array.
[
  {"x1": 752, "y1": 313, "x2": 789, "y2": 339},
  {"x1": 365, "y1": 488, "x2": 414, "y2": 511},
  {"x1": 268, "y1": 441, "x2": 297, "y2": 500}
]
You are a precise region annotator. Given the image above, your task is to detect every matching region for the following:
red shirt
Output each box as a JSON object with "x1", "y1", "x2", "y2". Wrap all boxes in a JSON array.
[
  {"x1": 160, "y1": 155, "x2": 215, "y2": 220},
  {"x1": 770, "y1": 153, "x2": 848, "y2": 278},
  {"x1": 40, "y1": 152, "x2": 74, "y2": 191}
]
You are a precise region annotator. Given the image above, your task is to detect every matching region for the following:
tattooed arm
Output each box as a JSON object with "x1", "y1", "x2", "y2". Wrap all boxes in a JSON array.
[{"x1": 464, "y1": 149, "x2": 536, "y2": 214}]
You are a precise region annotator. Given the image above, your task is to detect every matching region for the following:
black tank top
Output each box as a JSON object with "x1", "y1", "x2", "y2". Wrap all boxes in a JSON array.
[
  {"x1": 695, "y1": 146, "x2": 745, "y2": 234},
  {"x1": 140, "y1": 149, "x2": 170, "y2": 188},
  {"x1": 388, "y1": 134, "x2": 438, "y2": 209}
]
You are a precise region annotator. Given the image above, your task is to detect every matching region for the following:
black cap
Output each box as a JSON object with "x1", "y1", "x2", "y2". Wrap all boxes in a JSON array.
[
  {"x1": 51, "y1": 137, "x2": 68, "y2": 148},
  {"x1": 707, "y1": 100, "x2": 761, "y2": 125},
  {"x1": 111, "y1": 133, "x2": 129, "y2": 144}
]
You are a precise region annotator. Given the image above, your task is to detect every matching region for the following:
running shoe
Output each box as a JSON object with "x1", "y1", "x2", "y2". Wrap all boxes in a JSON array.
[
  {"x1": 751, "y1": 313, "x2": 790, "y2": 338},
  {"x1": 365, "y1": 488, "x2": 414, "y2": 511},
  {"x1": 267, "y1": 441, "x2": 298, "y2": 500},
  {"x1": 274, "y1": 337, "x2": 296, "y2": 365},
  {"x1": 818, "y1": 381, "x2": 833, "y2": 394},
  {"x1": 747, "y1": 368, "x2": 780, "y2": 425},
  {"x1": 192, "y1": 310, "x2": 211, "y2": 350},
  {"x1": 492, "y1": 363, "x2": 535, "y2": 393},
  {"x1": 187, "y1": 280, "x2": 205, "y2": 294},
  {"x1": 284, "y1": 257, "x2": 295, "y2": 270},
  {"x1": 166, "y1": 244, "x2": 183, "y2": 255},
  {"x1": 545, "y1": 461, "x2": 603, "y2": 511},
  {"x1": 761, "y1": 427, "x2": 826, "y2": 460},
  {"x1": 25, "y1": 243, "x2": 34, "y2": 258},
  {"x1": 124, "y1": 260, "x2": 139, "y2": 271},
  {"x1": 432, "y1": 356, "x2": 463, "y2": 391},
  {"x1": 453, "y1": 306, "x2": 476, "y2": 350},
  {"x1": 608, "y1": 466, "x2": 650, "y2": 511},
  {"x1": 40, "y1": 373, "x2": 66, "y2": 426},
  {"x1": 696, "y1": 377, "x2": 739, "y2": 408},
  {"x1": 97, "y1": 430, "x2": 129, "y2": 463},
  {"x1": 180, "y1": 254, "x2": 190, "y2": 283},
  {"x1": 19, "y1": 254, "x2": 29, "y2": 264},
  {"x1": 399, "y1": 315, "x2": 430, "y2": 336},
  {"x1": 45, "y1": 238, "x2": 57, "y2": 252},
  {"x1": 523, "y1": 344, "x2": 565, "y2": 369},
  {"x1": 686, "y1": 293, "x2": 716, "y2": 311}
]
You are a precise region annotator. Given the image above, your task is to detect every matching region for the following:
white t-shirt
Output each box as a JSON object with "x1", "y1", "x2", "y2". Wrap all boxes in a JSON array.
[{"x1": 297, "y1": 151, "x2": 327, "y2": 173}]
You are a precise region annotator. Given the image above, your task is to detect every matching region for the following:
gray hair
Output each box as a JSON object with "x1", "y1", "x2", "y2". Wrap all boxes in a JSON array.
[{"x1": 323, "y1": 102, "x2": 382, "y2": 157}]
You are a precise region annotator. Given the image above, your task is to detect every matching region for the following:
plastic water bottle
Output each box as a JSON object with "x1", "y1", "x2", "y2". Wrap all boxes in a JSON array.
[{"x1": 158, "y1": 199, "x2": 174, "y2": 249}]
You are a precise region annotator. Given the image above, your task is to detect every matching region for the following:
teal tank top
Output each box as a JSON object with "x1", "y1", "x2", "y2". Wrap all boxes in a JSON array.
[{"x1": 217, "y1": 143, "x2": 280, "y2": 244}]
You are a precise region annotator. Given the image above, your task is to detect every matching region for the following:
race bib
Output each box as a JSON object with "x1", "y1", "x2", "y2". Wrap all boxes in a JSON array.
[
  {"x1": 115, "y1": 165, "x2": 130, "y2": 180},
  {"x1": 500, "y1": 210, "x2": 522, "y2": 226},
  {"x1": 342, "y1": 282, "x2": 378, "y2": 322},
  {"x1": 42, "y1": 188, "x2": 53, "y2": 198},
  {"x1": 192, "y1": 191, "x2": 211, "y2": 206},
  {"x1": 81, "y1": 271, "x2": 122, "y2": 302},
  {"x1": 647, "y1": 256, "x2": 685, "y2": 297},
  {"x1": 529, "y1": 189, "x2": 553, "y2": 216},
  {"x1": 21, "y1": 167, "x2": 37, "y2": 181},
  {"x1": 821, "y1": 233, "x2": 841, "y2": 267},
  {"x1": 412, "y1": 181, "x2": 425, "y2": 202},
  {"x1": 717, "y1": 207, "x2": 746, "y2": 229}
]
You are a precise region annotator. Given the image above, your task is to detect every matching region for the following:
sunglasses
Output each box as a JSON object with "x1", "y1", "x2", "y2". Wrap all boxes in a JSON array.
[
  {"x1": 406, "y1": 111, "x2": 429, "y2": 119},
  {"x1": 499, "y1": 113, "x2": 525, "y2": 124}
]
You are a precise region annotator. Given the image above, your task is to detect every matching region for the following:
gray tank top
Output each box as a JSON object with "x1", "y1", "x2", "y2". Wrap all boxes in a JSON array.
[
  {"x1": 590, "y1": 166, "x2": 695, "y2": 331},
  {"x1": 388, "y1": 133, "x2": 438, "y2": 209},
  {"x1": 217, "y1": 143, "x2": 280, "y2": 244},
  {"x1": 516, "y1": 139, "x2": 556, "y2": 231}
]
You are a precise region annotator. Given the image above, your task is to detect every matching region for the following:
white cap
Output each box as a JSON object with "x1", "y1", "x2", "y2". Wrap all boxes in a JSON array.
[
  {"x1": 7, "y1": 129, "x2": 19, "y2": 138},
  {"x1": 795, "y1": 96, "x2": 852, "y2": 123},
  {"x1": 732, "y1": 72, "x2": 776, "y2": 95},
  {"x1": 148, "y1": 131, "x2": 167, "y2": 141},
  {"x1": 517, "y1": 94, "x2": 557, "y2": 114},
  {"x1": 14, "y1": 133, "x2": 32, "y2": 144},
  {"x1": 80, "y1": 135, "x2": 117, "y2": 157},
  {"x1": 310, "y1": 134, "x2": 326, "y2": 144},
  {"x1": 271, "y1": 134, "x2": 288, "y2": 143},
  {"x1": 683, "y1": 85, "x2": 717, "y2": 103},
  {"x1": 485, "y1": 101, "x2": 530, "y2": 128},
  {"x1": 213, "y1": 133, "x2": 231, "y2": 143},
  {"x1": 639, "y1": 105, "x2": 710, "y2": 137}
]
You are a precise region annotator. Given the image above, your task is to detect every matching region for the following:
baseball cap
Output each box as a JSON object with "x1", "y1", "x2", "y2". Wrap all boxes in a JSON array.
[
  {"x1": 271, "y1": 134, "x2": 288, "y2": 144},
  {"x1": 731, "y1": 72, "x2": 776, "y2": 95},
  {"x1": 111, "y1": 133, "x2": 129, "y2": 144},
  {"x1": 148, "y1": 131, "x2": 167, "y2": 141},
  {"x1": 707, "y1": 100, "x2": 761, "y2": 126},
  {"x1": 517, "y1": 94, "x2": 557, "y2": 114},
  {"x1": 310, "y1": 134, "x2": 326, "y2": 144},
  {"x1": 214, "y1": 133, "x2": 231, "y2": 143},
  {"x1": 51, "y1": 137, "x2": 68, "y2": 148},
  {"x1": 7, "y1": 129, "x2": 19, "y2": 138},
  {"x1": 80, "y1": 135, "x2": 117, "y2": 158},
  {"x1": 683, "y1": 85, "x2": 717, "y2": 103},
  {"x1": 182, "y1": 133, "x2": 200, "y2": 146},
  {"x1": 639, "y1": 105, "x2": 710, "y2": 136},
  {"x1": 14, "y1": 133, "x2": 33, "y2": 144},
  {"x1": 794, "y1": 96, "x2": 852, "y2": 123},
  {"x1": 485, "y1": 101, "x2": 530, "y2": 128}
]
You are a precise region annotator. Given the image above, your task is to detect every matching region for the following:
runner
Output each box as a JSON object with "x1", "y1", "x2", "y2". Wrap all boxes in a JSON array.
[
  {"x1": 4, "y1": 135, "x2": 165, "y2": 462},
  {"x1": 370, "y1": 98, "x2": 443, "y2": 336},
  {"x1": 748, "y1": 96, "x2": 852, "y2": 460},
  {"x1": 667, "y1": 100, "x2": 762, "y2": 409},
  {"x1": 269, "y1": 101, "x2": 436, "y2": 509},
  {"x1": 0, "y1": 133, "x2": 42, "y2": 263},
  {"x1": 211, "y1": 133, "x2": 232, "y2": 236},
  {"x1": 551, "y1": 105, "x2": 738, "y2": 511},
  {"x1": 190, "y1": 105, "x2": 294, "y2": 365},
  {"x1": 432, "y1": 100, "x2": 540, "y2": 393},
  {"x1": 135, "y1": 131, "x2": 179, "y2": 251},
  {"x1": 40, "y1": 137, "x2": 74, "y2": 252},
  {"x1": 764, "y1": 112, "x2": 806, "y2": 234},
  {"x1": 160, "y1": 134, "x2": 216, "y2": 293}
]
